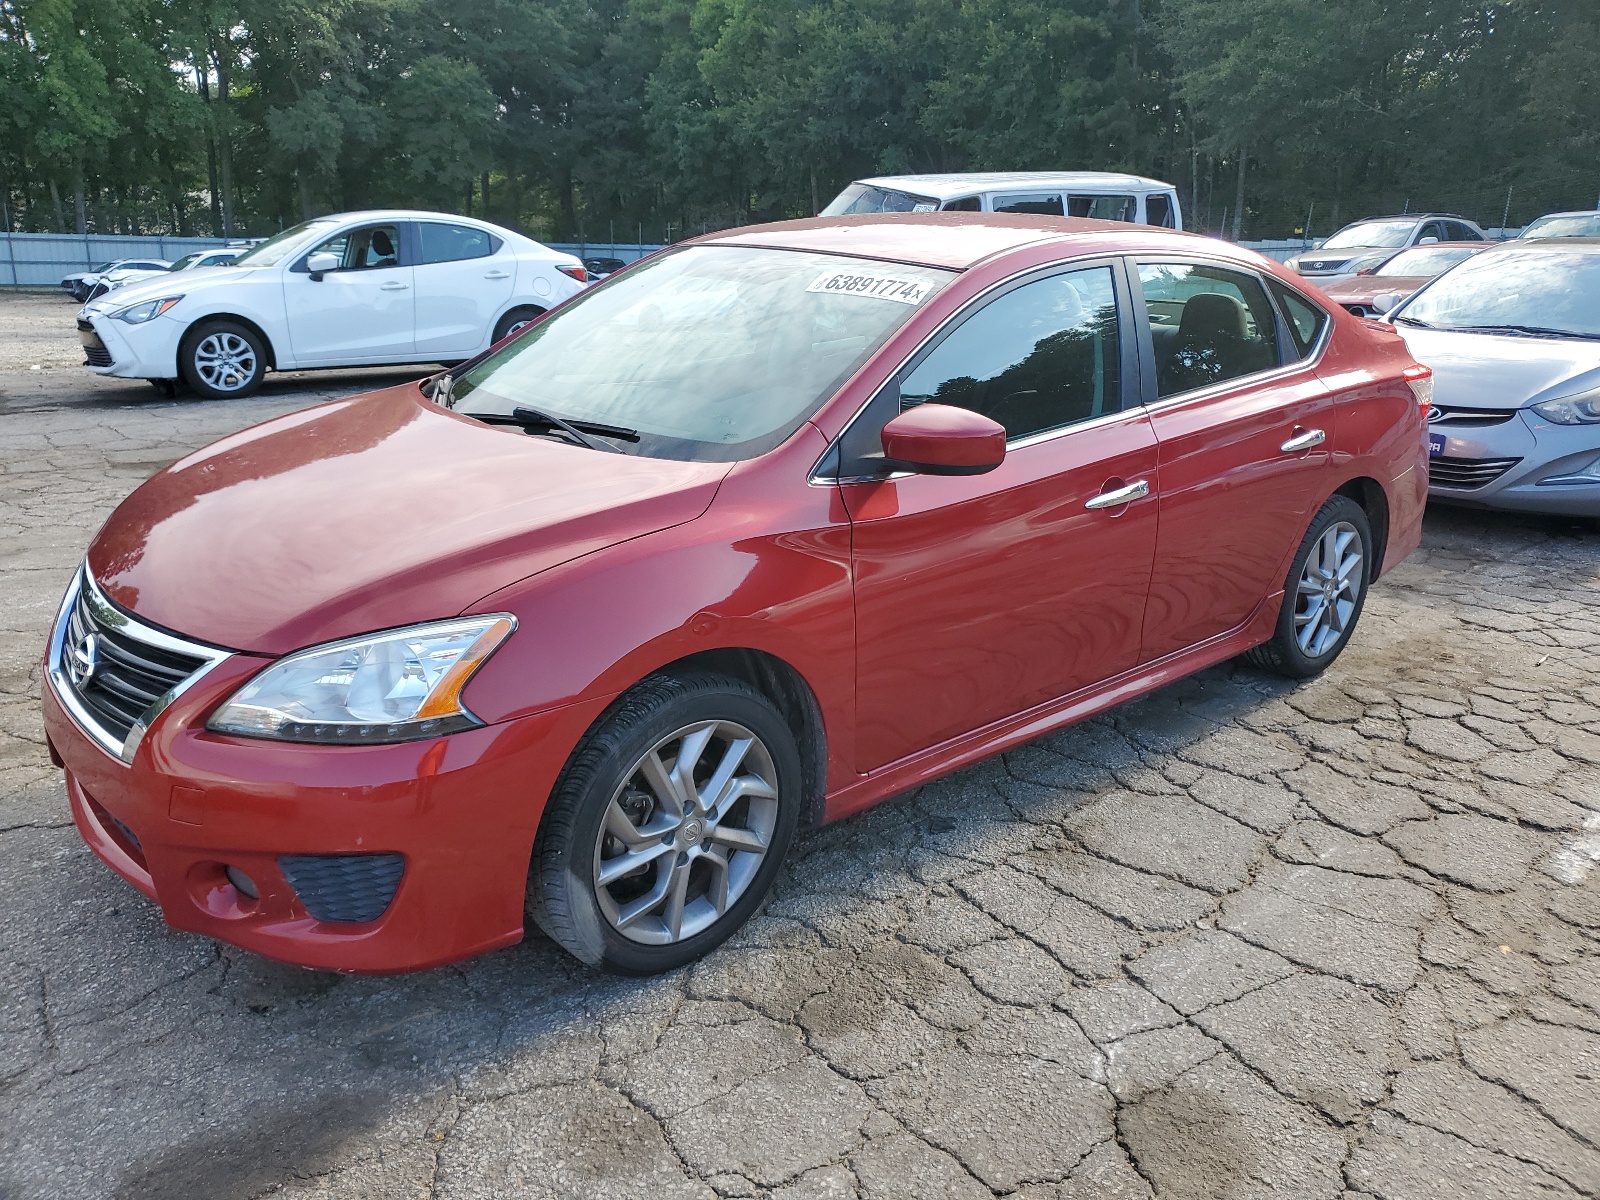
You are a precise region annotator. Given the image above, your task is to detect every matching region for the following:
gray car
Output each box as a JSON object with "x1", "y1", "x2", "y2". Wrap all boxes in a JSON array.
[
  {"x1": 1387, "y1": 239, "x2": 1600, "y2": 516},
  {"x1": 1286, "y1": 213, "x2": 1487, "y2": 283}
]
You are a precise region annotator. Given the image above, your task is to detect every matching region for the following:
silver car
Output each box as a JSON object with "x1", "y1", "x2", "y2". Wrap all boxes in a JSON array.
[
  {"x1": 1286, "y1": 213, "x2": 1487, "y2": 283},
  {"x1": 1386, "y1": 239, "x2": 1600, "y2": 516}
]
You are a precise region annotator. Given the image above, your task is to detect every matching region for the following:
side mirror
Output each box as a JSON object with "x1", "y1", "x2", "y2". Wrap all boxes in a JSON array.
[
  {"x1": 1418, "y1": 236, "x2": 1439, "y2": 245},
  {"x1": 1371, "y1": 292, "x2": 1403, "y2": 318},
  {"x1": 306, "y1": 252, "x2": 339, "y2": 279},
  {"x1": 881, "y1": 403, "x2": 1006, "y2": 476}
]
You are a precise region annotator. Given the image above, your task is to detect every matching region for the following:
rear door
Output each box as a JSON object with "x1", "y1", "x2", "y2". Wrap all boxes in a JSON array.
[
  {"x1": 839, "y1": 261, "x2": 1158, "y2": 771},
  {"x1": 410, "y1": 221, "x2": 517, "y2": 356},
  {"x1": 283, "y1": 222, "x2": 414, "y2": 364},
  {"x1": 1133, "y1": 258, "x2": 1338, "y2": 661}
]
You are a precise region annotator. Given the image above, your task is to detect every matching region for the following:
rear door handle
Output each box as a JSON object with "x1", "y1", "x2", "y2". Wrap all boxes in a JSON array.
[
  {"x1": 1280, "y1": 428, "x2": 1326, "y2": 453},
  {"x1": 484, "y1": 270, "x2": 511, "y2": 280},
  {"x1": 1085, "y1": 480, "x2": 1151, "y2": 510}
]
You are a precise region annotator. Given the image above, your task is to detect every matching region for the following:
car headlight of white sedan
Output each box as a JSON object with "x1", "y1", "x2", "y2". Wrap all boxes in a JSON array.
[
  {"x1": 110, "y1": 296, "x2": 185, "y2": 324},
  {"x1": 209, "y1": 616, "x2": 516, "y2": 743}
]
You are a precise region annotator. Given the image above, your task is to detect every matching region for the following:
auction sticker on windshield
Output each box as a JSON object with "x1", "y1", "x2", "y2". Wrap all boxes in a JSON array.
[{"x1": 806, "y1": 270, "x2": 935, "y2": 305}]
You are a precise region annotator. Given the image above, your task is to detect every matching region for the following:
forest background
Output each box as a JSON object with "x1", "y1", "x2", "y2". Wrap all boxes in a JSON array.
[{"x1": 0, "y1": 0, "x2": 1594, "y2": 244}]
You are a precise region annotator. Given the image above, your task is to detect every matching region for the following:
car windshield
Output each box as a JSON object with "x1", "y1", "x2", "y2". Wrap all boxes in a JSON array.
[
  {"x1": 231, "y1": 219, "x2": 339, "y2": 267},
  {"x1": 1376, "y1": 246, "x2": 1482, "y2": 277},
  {"x1": 169, "y1": 253, "x2": 204, "y2": 271},
  {"x1": 1520, "y1": 214, "x2": 1600, "y2": 240},
  {"x1": 1399, "y1": 247, "x2": 1600, "y2": 338},
  {"x1": 1322, "y1": 220, "x2": 1416, "y2": 250},
  {"x1": 821, "y1": 184, "x2": 940, "y2": 216},
  {"x1": 452, "y1": 245, "x2": 953, "y2": 461}
]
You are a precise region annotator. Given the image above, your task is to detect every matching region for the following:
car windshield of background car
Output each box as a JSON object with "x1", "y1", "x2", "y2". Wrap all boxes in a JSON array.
[
  {"x1": 821, "y1": 184, "x2": 940, "y2": 215},
  {"x1": 1521, "y1": 214, "x2": 1600, "y2": 239},
  {"x1": 1401, "y1": 248, "x2": 1600, "y2": 338},
  {"x1": 230, "y1": 219, "x2": 340, "y2": 267},
  {"x1": 1321, "y1": 220, "x2": 1416, "y2": 250},
  {"x1": 452, "y1": 245, "x2": 954, "y2": 461},
  {"x1": 1377, "y1": 246, "x2": 1481, "y2": 277}
]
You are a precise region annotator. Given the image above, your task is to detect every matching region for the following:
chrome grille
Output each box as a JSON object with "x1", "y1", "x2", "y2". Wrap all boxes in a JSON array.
[
  {"x1": 1428, "y1": 405, "x2": 1519, "y2": 428},
  {"x1": 48, "y1": 569, "x2": 230, "y2": 761},
  {"x1": 77, "y1": 319, "x2": 113, "y2": 367},
  {"x1": 1429, "y1": 456, "x2": 1521, "y2": 490}
]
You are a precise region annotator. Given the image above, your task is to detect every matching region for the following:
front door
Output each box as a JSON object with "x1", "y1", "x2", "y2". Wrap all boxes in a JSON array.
[
  {"x1": 1133, "y1": 259, "x2": 1338, "y2": 661},
  {"x1": 840, "y1": 263, "x2": 1159, "y2": 773},
  {"x1": 283, "y1": 223, "x2": 415, "y2": 364}
]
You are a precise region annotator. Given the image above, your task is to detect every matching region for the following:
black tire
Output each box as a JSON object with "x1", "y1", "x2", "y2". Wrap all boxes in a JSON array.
[
  {"x1": 1246, "y1": 494, "x2": 1373, "y2": 679},
  {"x1": 178, "y1": 319, "x2": 267, "y2": 399},
  {"x1": 492, "y1": 306, "x2": 545, "y2": 343},
  {"x1": 528, "y1": 671, "x2": 802, "y2": 974}
]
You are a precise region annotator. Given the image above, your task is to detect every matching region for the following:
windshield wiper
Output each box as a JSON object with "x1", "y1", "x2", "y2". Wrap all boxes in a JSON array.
[
  {"x1": 1393, "y1": 316, "x2": 1434, "y2": 328},
  {"x1": 1450, "y1": 324, "x2": 1597, "y2": 341},
  {"x1": 471, "y1": 405, "x2": 637, "y2": 452}
]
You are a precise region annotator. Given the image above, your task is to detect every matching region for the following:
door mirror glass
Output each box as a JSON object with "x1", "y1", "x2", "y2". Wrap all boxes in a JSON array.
[
  {"x1": 1371, "y1": 292, "x2": 1403, "y2": 316},
  {"x1": 306, "y1": 252, "x2": 339, "y2": 277},
  {"x1": 881, "y1": 404, "x2": 1006, "y2": 475}
]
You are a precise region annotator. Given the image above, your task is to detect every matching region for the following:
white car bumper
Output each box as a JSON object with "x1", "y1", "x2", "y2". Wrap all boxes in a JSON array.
[{"x1": 77, "y1": 312, "x2": 184, "y2": 380}]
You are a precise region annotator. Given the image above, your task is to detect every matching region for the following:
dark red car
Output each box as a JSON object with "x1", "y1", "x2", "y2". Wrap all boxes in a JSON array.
[
  {"x1": 42, "y1": 214, "x2": 1429, "y2": 975},
  {"x1": 1319, "y1": 242, "x2": 1496, "y2": 317}
]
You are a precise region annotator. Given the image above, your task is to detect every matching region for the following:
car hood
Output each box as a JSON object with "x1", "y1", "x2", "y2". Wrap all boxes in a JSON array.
[
  {"x1": 80, "y1": 264, "x2": 267, "y2": 315},
  {"x1": 1395, "y1": 326, "x2": 1600, "y2": 410},
  {"x1": 1320, "y1": 276, "x2": 1429, "y2": 304},
  {"x1": 87, "y1": 386, "x2": 730, "y2": 654}
]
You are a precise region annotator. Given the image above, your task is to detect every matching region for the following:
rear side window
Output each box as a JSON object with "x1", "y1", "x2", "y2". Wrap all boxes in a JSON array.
[
  {"x1": 899, "y1": 266, "x2": 1123, "y2": 441},
  {"x1": 419, "y1": 222, "x2": 498, "y2": 264},
  {"x1": 1268, "y1": 281, "x2": 1330, "y2": 359},
  {"x1": 1069, "y1": 195, "x2": 1136, "y2": 222},
  {"x1": 942, "y1": 196, "x2": 982, "y2": 212},
  {"x1": 1145, "y1": 194, "x2": 1176, "y2": 228},
  {"x1": 993, "y1": 193, "x2": 1064, "y2": 216},
  {"x1": 1137, "y1": 262, "x2": 1281, "y2": 398}
]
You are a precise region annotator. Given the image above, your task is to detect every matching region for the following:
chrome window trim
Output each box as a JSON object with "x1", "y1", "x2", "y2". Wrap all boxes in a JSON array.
[
  {"x1": 46, "y1": 565, "x2": 233, "y2": 764},
  {"x1": 1129, "y1": 254, "x2": 1334, "y2": 415},
  {"x1": 809, "y1": 253, "x2": 1135, "y2": 485}
]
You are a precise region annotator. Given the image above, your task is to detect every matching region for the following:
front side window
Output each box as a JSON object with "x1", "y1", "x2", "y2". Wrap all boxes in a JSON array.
[
  {"x1": 942, "y1": 196, "x2": 981, "y2": 212},
  {"x1": 1139, "y1": 262, "x2": 1281, "y2": 397},
  {"x1": 309, "y1": 225, "x2": 402, "y2": 271},
  {"x1": 994, "y1": 193, "x2": 1064, "y2": 216},
  {"x1": 899, "y1": 266, "x2": 1122, "y2": 441},
  {"x1": 1069, "y1": 195, "x2": 1136, "y2": 222},
  {"x1": 452, "y1": 246, "x2": 953, "y2": 461},
  {"x1": 419, "y1": 222, "x2": 497, "y2": 264}
]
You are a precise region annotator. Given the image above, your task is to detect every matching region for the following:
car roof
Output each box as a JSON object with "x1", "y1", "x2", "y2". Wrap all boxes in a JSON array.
[
  {"x1": 1341, "y1": 213, "x2": 1479, "y2": 225},
  {"x1": 697, "y1": 212, "x2": 1257, "y2": 272},
  {"x1": 850, "y1": 172, "x2": 1176, "y2": 200},
  {"x1": 1484, "y1": 236, "x2": 1600, "y2": 251},
  {"x1": 1527, "y1": 211, "x2": 1600, "y2": 220}
]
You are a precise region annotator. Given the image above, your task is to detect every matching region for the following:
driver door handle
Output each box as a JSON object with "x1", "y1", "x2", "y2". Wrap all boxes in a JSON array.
[
  {"x1": 1280, "y1": 428, "x2": 1326, "y2": 453},
  {"x1": 381, "y1": 280, "x2": 410, "y2": 291},
  {"x1": 1085, "y1": 480, "x2": 1151, "y2": 510}
]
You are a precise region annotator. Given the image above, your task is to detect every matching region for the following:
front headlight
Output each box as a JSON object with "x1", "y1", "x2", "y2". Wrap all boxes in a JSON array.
[
  {"x1": 1531, "y1": 389, "x2": 1600, "y2": 426},
  {"x1": 208, "y1": 616, "x2": 516, "y2": 743},
  {"x1": 110, "y1": 295, "x2": 184, "y2": 324}
]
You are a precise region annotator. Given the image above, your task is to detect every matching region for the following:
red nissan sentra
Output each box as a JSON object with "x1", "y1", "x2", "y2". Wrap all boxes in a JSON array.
[{"x1": 41, "y1": 214, "x2": 1430, "y2": 975}]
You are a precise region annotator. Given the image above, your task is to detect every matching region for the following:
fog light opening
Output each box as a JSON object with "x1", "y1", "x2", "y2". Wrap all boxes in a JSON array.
[{"x1": 225, "y1": 865, "x2": 260, "y2": 900}]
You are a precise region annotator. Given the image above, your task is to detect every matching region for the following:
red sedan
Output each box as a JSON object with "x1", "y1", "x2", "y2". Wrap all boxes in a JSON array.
[{"x1": 42, "y1": 214, "x2": 1429, "y2": 974}]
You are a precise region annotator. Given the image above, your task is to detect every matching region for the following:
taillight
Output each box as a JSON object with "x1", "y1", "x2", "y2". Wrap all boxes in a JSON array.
[
  {"x1": 1402, "y1": 363, "x2": 1433, "y2": 409},
  {"x1": 557, "y1": 264, "x2": 588, "y2": 284}
]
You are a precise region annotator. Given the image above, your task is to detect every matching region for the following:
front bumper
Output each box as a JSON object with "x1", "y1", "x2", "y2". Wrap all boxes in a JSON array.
[
  {"x1": 1428, "y1": 411, "x2": 1600, "y2": 517},
  {"x1": 76, "y1": 310, "x2": 185, "y2": 380},
  {"x1": 42, "y1": 611, "x2": 609, "y2": 973}
]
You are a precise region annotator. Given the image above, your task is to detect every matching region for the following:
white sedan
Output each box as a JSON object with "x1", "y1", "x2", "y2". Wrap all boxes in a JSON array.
[{"x1": 76, "y1": 210, "x2": 588, "y2": 398}]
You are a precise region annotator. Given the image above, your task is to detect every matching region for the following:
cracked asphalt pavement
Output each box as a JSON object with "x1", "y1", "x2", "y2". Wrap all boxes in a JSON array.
[{"x1": 2, "y1": 292, "x2": 1599, "y2": 1199}]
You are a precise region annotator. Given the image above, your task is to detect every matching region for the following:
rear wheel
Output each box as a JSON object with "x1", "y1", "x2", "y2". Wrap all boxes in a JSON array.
[
  {"x1": 179, "y1": 320, "x2": 267, "y2": 399},
  {"x1": 1246, "y1": 495, "x2": 1372, "y2": 678},
  {"x1": 528, "y1": 672, "x2": 801, "y2": 974},
  {"x1": 492, "y1": 306, "x2": 545, "y2": 343}
]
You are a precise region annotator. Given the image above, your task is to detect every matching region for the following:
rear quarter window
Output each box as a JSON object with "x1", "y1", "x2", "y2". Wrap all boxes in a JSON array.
[{"x1": 1269, "y1": 281, "x2": 1330, "y2": 359}]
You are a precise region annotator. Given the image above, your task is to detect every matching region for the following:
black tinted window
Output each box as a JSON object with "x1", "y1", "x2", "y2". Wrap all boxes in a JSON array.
[
  {"x1": 1138, "y1": 262, "x2": 1281, "y2": 397},
  {"x1": 419, "y1": 222, "x2": 496, "y2": 264},
  {"x1": 993, "y1": 193, "x2": 1064, "y2": 216},
  {"x1": 899, "y1": 267, "x2": 1122, "y2": 441},
  {"x1": 1068, "y1": 195, "x2": 1136, "y2": 222},
  {"x1": 942, "y1": 196, "x2": 981, "y2": 212},
  {"x1": 1269, "y1": 281, "x2": 1329, "y2": 359},
  {"x1": 1146, "y1": 194, "x2": 1174, "y2": 228}
]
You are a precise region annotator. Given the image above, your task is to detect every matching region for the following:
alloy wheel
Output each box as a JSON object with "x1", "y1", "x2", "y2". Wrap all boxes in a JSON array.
[
  {"x1": 1294, "y1": 519, "x2": 1364, "y2": 657},
  {"x1": 592, "y1": 719, "x2": 779, "y2": 945},
  {"x1": 192, "y1": 332, "x2": 258, "y2": 393}
]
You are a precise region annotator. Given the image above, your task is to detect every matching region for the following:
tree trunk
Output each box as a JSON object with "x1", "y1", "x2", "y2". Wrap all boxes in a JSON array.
[
  {"x1": 73, "y1": 172, "x2": 87, "y2": 234},
  {"x1": 48, "y1": 178, "x2": 65, "y2": 232},
  {"x1": 297, "y1": 167, "x2": 312, "y2": 221},
  {"x1": 560, "y1": 167, "x2": 577, "y2": 241},
  {"x1": 211, "y1": 37, "x2": 236, "y2": 237},
  {"x1": 1230, "y1": 148, "x2": 1246, "y2": 240},
  {"x1": 197, "y1": 65, "x2": 221, "y2": 236},
  {"x1": 481, "y1": 171, "x2": 490, "y2": 220},
  {"x1": 810, "y1": 165, "x2": 818, "y2": 216}
]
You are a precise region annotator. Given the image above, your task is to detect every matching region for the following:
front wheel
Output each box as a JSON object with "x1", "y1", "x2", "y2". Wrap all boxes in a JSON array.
[
  {"x1": 528, "y1": 672, "x2": 802, "y2": 974},
  {"x1": 179, "y1": 320, "x2": 267, "y2": 399},
  {"x1": 1246, "y1": 494, "x2": 1373, "y2": 678}
]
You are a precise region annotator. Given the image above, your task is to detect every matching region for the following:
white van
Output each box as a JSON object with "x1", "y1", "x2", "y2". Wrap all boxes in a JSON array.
[{"x1": 822, "y1": 172, "x2": 1183, "y2": 229}]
